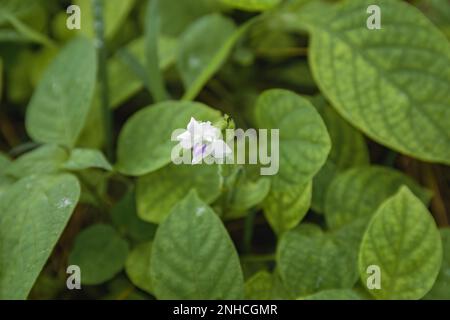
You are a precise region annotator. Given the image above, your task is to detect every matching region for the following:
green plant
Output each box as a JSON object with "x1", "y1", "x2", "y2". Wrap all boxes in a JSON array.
[{"x1": 0, "y1": 0, "x2": 449, "y2": 300}]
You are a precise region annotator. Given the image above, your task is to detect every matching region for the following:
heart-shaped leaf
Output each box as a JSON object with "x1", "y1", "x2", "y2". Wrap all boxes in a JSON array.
[
  {"x1": 26, "y1": 37, "x2": 97, "y2": 148},
  {"x1": 310, "y1": 95, "x2": 369, "y2": 213},
  {"x1": 277, "y1": 224, "x2": 357, "y2": 297},
  {"x1": 254, "y1": 89, "x2": 331, "y2": 190},
  {"x1": 150, "y1": 191, "x2": 244, "y2": 299},
  {"x1": 244, "y1": 270, "x2": 277, "y2": 300},
  {"x1": 263, "y1": 181, "x2": 312, "y2": 235},
  {"x1": 178, "y1": 14, "x2": 244, "y2": 100},
  {"x1": 301, "y1": 0, "x2": 450, "y2": 164},
  {"x1": 325, "y1": 166, "x2": 432, "y2": 230},
  {"x1": 217, "y1": 165, "x2": 271, "y2": 220},
  {"x1": 63, "y1": 148, "x2": 112, "y2": 171},
  {"x1": 68, "y1": 224, "x2": 129, "y2": 285},
  {"x1": 0, "y1": 173, "x2": 80, "y2": 299},
  {"x1": 125, "y1": 242, "x2": 153, "y2": 295},
  {"x1": 116, "y1": 101, "x2": 221, "y2": 176},
  {"x1": 5, "y1": 144, "x2": 68, "y2": 179},
  {"x1": 425, "y1": 228, "x2": 450, "y2": 299},
  {"x1": 136, "y1": 163, "x2": 221, "y2": 223},
  {"x1": 358, "y1": 187, "x2": 442, "y2": 299}
]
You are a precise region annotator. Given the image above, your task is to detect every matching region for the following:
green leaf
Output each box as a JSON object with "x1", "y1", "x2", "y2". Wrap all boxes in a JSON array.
[
  {"x1": 328, "y1": 218, "x2": 369, "y2": 278},
  {"x1": 0, "y1": 58, "x2": 2, "y2": 103},
  {"x1": 26, "y1": 37, "x2": 97, "y2": 148},
  {"x1": 325, "y1": 166, "x2": 432, "y2": 230},
  {"x1": 51, "y1": 11, "x2": 74, "y2": 42},
  {"x1": 310, "y1": 95, "x2": 369, "y2": 213},
  {"x1": 68, "y1": 224, "x2": 129, "y2": 285},
  {"x1": 301, "y1": 289, "x2": 361, "y2": 300},
  {"x1": 6, "y1": 50, "x2": 33, "y2": 104},
  {"x1": 158, "y1": 0, "x2": 225, "y2": 37},
  {"x1": 0, "y1": 176, "x2": 14, "y2": 198},
  {"x1": 136, "y1": 163, "x2": 221, "y2": 223},
  {"x1": 414, "y1": 0, "x2": 450, "y2": 39},
  {"x1": 0, "y1": 29, "x2": 29, "y2": 43},
  {"x1": 322, "y1": 166, "x2": 432, "y2": 294},
  {"x1": 178, "y1": 14, "x2": 249, "y2": 100},
  {"x1": 29, "y1": 47, "x2": 59, "y2": 87},
  {"x1": 151, "y1": 191, "x2": 244, "y2": 299},
  {"x1": 125, "y1": 242, "x2": 153, "y2": 294},
  {"x1": 63, "y1": 148, "x2": 112, "y2": 171},
  {"x1": 0, "y1": 0, "x2": 41, "y2": 24},
  {"x1": 102, "y1": 276, "x2": 148, "y2": 300},
  {"x1": 1, "y1": 11, "x2": 55, "y2": 47},
  {"x1": 5, "y1": 144, "x2": 68, "y2": 179},
  {"x1": 254, "y1": 90, "x2": 330, "y2": 235},
  {"x1": 277, "y1": 224, "x2": 357, "y2": 297},
  {"x1": 301, "y1": 0, "x2": 450, "y2": 164},
  {"x1": 77, "y1": 36, "x2": 177, "y2": 149},
  {"x1": 270, "y1": 270, "x2": 294, "y2": 299},
  {"x1": 244, "y1": 270, "x2": 273, "y2": 299},
  {"x1": 111, "y1": 36, "x2": 177, "y2": 109},
  {"x1": 0, "y1": 152, "x2": 11, "y2": 174},
  {"x1": 0, "y1": 154, "x2": 13, "y2": 197},
  {"x1": 359, "y1": 187, "x2": 442, "y2": 300},
  {"x1": 218, "y1": 166, "x2": 271, "y2": 220},
  {"x1": 221, "y1": 0, "x2": 281, "y2": 12},
  {"x1": 254, "y1": 89, "x2": 331, "y2": 190},
  {"x1": 75, "y1": 0, "x2": 135, "y2": 40},
  {"x1": 111, "y1": 190, "x2": 157, "y2": 242},
  {"x1": 77, "y1": 170, "x2": 109, "y2": 207},
  {"x1": 425, "y1": 228, "x2": 450, "y2": 299},
  {"x1": 268, "y1": 62, "x2": 316, "y2": 89},
  {"x1": 0, "y1": 173, "x2": 80, "y2": 299},
  {"x1": 230, "y1": 178, "x2": 270, "y2": 214},
  {"x1": 244, "y1": 269, "x2": 293, "y2": 300},
  {"x1": 116, "y1": 101, "x2": 221, "y2": 176},
  {"x1": 263, "y1": 181, "x2": 312, "y2": 235},
  {"x1": 145, "y1": 0, "x2": 168, "y2": 102}
]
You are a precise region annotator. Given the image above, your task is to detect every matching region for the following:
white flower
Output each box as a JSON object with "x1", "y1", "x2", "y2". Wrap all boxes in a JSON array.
[{"x1": 176, "y1": 117, "x2": 232, "y2": 164}]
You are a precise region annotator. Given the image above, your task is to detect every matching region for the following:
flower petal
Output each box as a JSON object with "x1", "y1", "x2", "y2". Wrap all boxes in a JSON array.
[
  {"x1": 211, "y1": 139, "x2": 232, "y2": 159},
  {"x1": 192, "y1": 144, "x2": 206, "y2": 164},
  {"x1": 176, "y1": 130, "x2": 193, "y2": 149},
  {"x1": 202, "y1": 122, "x2": 221, "y2": 142}
]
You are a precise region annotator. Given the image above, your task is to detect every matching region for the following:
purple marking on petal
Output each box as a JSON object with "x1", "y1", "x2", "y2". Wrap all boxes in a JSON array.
[{"x1": 193, "y1": 144, "x2": 207, "y2": 157}]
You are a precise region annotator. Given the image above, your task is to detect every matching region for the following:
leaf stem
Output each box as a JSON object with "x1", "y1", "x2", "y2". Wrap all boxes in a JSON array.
[{"x1": 92, "y1": 0, "x2": 114, "y2": 161}]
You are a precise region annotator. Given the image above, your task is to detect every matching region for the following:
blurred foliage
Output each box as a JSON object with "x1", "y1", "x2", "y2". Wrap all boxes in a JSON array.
[{"x1": 0, "y1": 0, "x2": 449, "y2": 300}]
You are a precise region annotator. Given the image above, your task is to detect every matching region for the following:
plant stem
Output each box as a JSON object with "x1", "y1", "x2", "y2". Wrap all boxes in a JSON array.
[
  {"x1": 93, "y1": 0, "x2": 114, "y2": 161},
  {"x1": 243, "y1": 208, "x2": 257, "y2": 254},
  {"x1": 145, "y1": 0, "x2": 168, "y2": 101}
]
